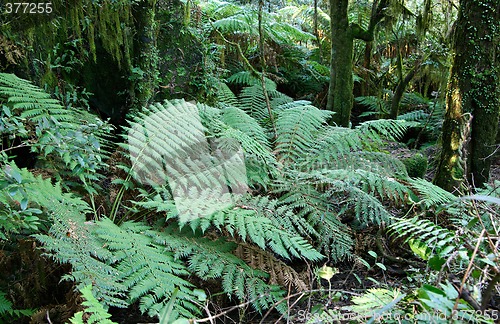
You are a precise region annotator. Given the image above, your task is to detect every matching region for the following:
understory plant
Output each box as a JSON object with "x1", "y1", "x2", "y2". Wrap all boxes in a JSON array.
[{"x1": 3, "y1": 71, "x2": 494, "y2": 322}]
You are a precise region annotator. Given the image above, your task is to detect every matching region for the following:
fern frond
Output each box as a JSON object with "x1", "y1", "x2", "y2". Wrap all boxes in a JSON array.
[
  {"x1": 0, "y1": 73, "x2": 113, "y2": 191},
  {"x1": 409, "y1": 178, "x2": 457, "y2": 207},
  {"x1": 95, "y1": 219, "x2": 200, "y2": 318},
  {"x1": 216, "y1": 83, "x2": 238, "y2": 106},
  {"x1": 356, "y1": 95, "x2": 390, "y2": 116},
  {"x1": 272, "y1": 180, "x2": 355, "y2": 260},
  {"x1": 200, "y1": 0, "x2": 242, "y2": 19},
  {"x1": 148, "y1": 226, "x2": 288, "y2": 313},
  {"x1": 348, "y1": 288, "x2": 405, "y2": 316},
  {"x1": 275, "y1": 104, "x2": 332, "y2": 163},
  {"x1": 70, "y1": 285, "x2": 117, "y2": 324},
  {"x1": 397, "y1": 109, "x2": 429, "y2": 122},
  {"x1": 197, "y1": 206, "x2": 324, "y2": 261},
  {"x1": 226, "y1": 71, "x2": 260, "y2": 86},
  {"x1": 238, "y1": 83, "x2": 276, "y2": 124},
  {"x1": 267, "y1": 22, "x2": 315, "y2": 43},
  {"x1": 220, "y1": 106, "x2": 271, "y2": 148},
  {"x1": 212, "y1": 12, "x2": 258, "y2": 36},
  {"x1": 356, "y1": 119, "x2": 414, "y2": 142},
  {"x1": 388, "y1": 217, "x2": 458, "y2": 255}
]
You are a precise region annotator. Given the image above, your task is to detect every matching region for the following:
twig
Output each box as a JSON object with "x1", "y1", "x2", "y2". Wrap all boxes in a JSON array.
[
  {"x1": 452, "y1": 229, "x2": 484, "y2": 314},
  {"x1": 194, "y1": 294, "x2": 267, "y2": 323},
  {"x1": 259, "y1": 288, "x2": 360, "y2": 324}
]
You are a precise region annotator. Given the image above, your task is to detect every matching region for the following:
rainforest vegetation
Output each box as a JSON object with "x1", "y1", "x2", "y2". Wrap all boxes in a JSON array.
[{"x1": 0, "y1": 0, "x2": 499, "y2": 322}]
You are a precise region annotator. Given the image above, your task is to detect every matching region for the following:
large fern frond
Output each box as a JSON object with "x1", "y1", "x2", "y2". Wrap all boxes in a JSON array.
[{"x1": 275, "y1": 104, "x2": 332, "y2": 163}]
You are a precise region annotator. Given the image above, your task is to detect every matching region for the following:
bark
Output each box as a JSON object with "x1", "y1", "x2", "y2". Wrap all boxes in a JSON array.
[
  {"x1": 327, "y1": 0, "x2": 353, "y2": 127},
  {"x1": 390, "y1": 59, "x2": 422, "y2": 119},
  {"x1": 313, "y1": 0, "x2": 322, "y2": 63},
  {"x1": 133, "y1": 0, "x2": 159, "y2": 111},
  {"x1": 434, "y1": 0, "x2": 500, "y2": 191},
  {"x1": 327, "y1": 0, "x2": 388, "y2": 127}
]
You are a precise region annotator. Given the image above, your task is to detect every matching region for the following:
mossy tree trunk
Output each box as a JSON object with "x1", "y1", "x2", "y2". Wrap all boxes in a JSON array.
[
  {"x1": 327, "y1": 0, "x2": 353, "y2": 127},
  {"x1": 327, "y1": 0, "x2": 387, "y2": 127},
  {"x1": 133, "y1": 0, "x2": 159, "y2": 111},
  {"x1": 434, "y1": 0, "x2": 500, "y2": 191}
]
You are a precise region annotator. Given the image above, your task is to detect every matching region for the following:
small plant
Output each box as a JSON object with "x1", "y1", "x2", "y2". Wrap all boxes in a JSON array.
[
  {"x1": 402, "y1": 152, "x2": 428, "y2": 178},
  {"x1": 0, "y1": 290, "x2": 34, "y2": 322}
]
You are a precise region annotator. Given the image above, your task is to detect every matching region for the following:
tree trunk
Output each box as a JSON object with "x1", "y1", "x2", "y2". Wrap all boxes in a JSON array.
[
  {"x1": 390, "y1": 60, "x2": 421, "y2": 119},
  {"x1": 434, "y1": 0, "x2": 500, "y2": 191},
  {"x1": 327, "y1": 0, "x2": 353, "y2": 127},
  {"x1": 313, "y1": 0, "x2": 322, "y2": 63},
  {"x1": 327, "y1": 0, "x2": 388, "y2": 127},
  {"x1": 133, "y1": 0, "x2": 159, "y2": 111}
]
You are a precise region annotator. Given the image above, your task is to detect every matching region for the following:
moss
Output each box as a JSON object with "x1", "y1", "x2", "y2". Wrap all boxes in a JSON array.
[
  {"x1": 40, "y1": 68, "x2": 58, "y2": 90},
  {"x1": 403, "y1": 153, "x2": 428, "y2": 178}
]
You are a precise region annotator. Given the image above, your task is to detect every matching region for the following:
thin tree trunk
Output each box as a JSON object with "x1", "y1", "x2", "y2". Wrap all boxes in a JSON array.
[
  {"x1": 327, "y1": 0, "x2": 388, "y2": 127},
  {"x1": 390, "y1": 59, "x2": 422, "y2": 119},
  {"x1": 258, "y1": 0, "x2": 276, "y2": 137},
  {"x1": 313, "y1": 0, "x2": 322, "y2": 63}
]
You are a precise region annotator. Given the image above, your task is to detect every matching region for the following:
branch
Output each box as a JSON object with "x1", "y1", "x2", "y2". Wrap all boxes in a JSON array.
[{"x1": 351, "y1": 0, "x2": 389, "y2": 42}]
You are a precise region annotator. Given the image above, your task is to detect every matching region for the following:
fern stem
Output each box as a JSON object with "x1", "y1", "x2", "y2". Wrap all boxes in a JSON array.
[{"x1": 258, "y1": 0, "x2": 277, "y2": 138}]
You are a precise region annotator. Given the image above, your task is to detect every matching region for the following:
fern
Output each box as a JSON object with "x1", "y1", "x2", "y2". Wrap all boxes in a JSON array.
[
  {"x1": 389, "y1": 217, "x2": 458, "y2": 256},
  {"x1": 226, "y1": 71, "x2": 261, "y2": 86},
  {"x1": 187, "y1": 205, "x2": 323, "y2": 262},
  {"x1": 347, "y1": 288, "x2": 405, "y2": 317},
  {"x1": 409, "y1": 178, "x2": 457, "y2": 208},
  {"x1": 149, "y1": 226, "x2": 288, "y2": 313},
  {"x1": 69, "y1": 285, "x2": 117, "y2": 324},
  {"x1": 212, "y1": 11, "x2": 259, "y2": 36},
  {"x1": 238, "y1": 83, "x2": 273, "y2": 123},
  {"x1": 356, "y1": 94, "x2": 391, "y2": 116},
  {"x1": 216, "y1": 83, "x2": 238, "y2": 106},
  {"x1": 0, "y1": 290, "x2": 33, "y2": 322},
  {"x1": 0, "y1": 73, "x2": 72, "y2": 123},
  {"x1": 272, "y1": 179, "x2": 355, "y2": 260},
  {"x1": 267, "y1": 22, "x2": 316, "y2": 43},
  {"x1": 275, "y1": 103, "x2": 332, "y2": 163},
  {"x1": 95, "y1": 219, "x2": 201, "y2": 318}
]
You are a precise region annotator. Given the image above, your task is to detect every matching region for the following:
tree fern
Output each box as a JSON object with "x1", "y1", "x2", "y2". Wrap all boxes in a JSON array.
[
  {"x1": 200, "y1": 0, "x2": 242, "y2": 20},
  {"x1": 267, "y1": 22, "x2": 315, "y2": 44},
  {"x1": 212, "y1": 11, "x2": 259, "y2": 36}
]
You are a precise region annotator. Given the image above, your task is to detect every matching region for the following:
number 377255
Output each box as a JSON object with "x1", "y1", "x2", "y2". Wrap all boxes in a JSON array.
[{"x1": 4, "y1": 3, "x2": 53, "y2": 14}]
